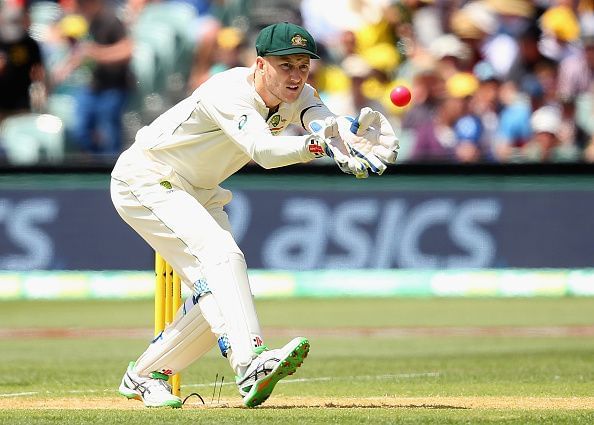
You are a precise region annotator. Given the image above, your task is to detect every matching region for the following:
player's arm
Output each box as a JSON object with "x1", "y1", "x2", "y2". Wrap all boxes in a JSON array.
[
  {"x1": 198, "y1": 95, "x2": 367, "y2": 177},
  {"x1": 298, "y1": 88, "x2": 400, "y2": 175},
  {"x1": 295, "y1": 86, "x2": 335, "y2": 130},
  {"x1": 334, "y1": 108, "x2": 400, "y2": 174}
]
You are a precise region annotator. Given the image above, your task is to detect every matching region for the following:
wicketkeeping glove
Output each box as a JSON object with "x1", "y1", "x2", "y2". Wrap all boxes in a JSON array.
[
  {"x1": 307, "y1": 117, "x2": 369, "y2": 178},
  {"x1": 336, "y1": 107, "x2": 400, "y2": 175}
]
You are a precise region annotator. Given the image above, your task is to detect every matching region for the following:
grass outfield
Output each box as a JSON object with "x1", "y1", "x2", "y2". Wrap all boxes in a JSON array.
[{"x1": 0, "y1": 298, "x2": 593, "y2": 424}]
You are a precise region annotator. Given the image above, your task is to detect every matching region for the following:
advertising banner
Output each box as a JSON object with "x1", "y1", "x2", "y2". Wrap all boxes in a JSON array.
[{"x1": 0, "y1": 176, "x2": 592, "y2": 270}]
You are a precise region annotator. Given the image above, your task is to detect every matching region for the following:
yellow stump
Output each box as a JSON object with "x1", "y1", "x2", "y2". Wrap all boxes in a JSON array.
[
  {"x1": 154, "y1": 254, "x2": 166, "y2": 336},
  {"x1": 155, "y1": 252, "x2": 182, "y2": 397}
]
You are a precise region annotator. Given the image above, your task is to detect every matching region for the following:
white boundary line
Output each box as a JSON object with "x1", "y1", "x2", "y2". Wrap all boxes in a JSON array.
[
  {"x1": 0, "y1": 372, "x2": 440, "y2": 398},
  {"x1": 183, "y1": 372, "x2": 441, "y2": 389},
  {"x1": 0, "y1": 392, "x2": 38, "y2": 398}
]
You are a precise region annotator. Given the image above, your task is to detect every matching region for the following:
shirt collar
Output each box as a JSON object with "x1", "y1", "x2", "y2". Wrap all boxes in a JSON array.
[{"x1": 248, "y1": 65, "x2": 268, "y2": 110}]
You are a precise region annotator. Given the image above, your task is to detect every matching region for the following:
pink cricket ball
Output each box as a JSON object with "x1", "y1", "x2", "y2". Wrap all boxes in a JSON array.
[{"x1": 390, "y1": 85, "x2": 412, "y2": 107}]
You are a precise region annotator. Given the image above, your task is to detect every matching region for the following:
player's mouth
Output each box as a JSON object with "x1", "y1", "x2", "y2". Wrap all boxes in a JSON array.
[{"x1": 287, "y1": 84, "x2": 300, "y2": 92}]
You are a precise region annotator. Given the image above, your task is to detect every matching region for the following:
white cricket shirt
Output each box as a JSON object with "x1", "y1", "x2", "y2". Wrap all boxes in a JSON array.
[{"x1": 113, "y1": 66, "x2": 333, "y2": 189}]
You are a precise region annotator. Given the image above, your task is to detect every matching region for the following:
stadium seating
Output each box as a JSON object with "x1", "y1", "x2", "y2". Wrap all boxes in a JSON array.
[
  {"x1": 131, "y1": 2, "x2": 198, "y2": 104},
  {"x1": 0, "y1": 113, "x2": 65, "y2": 165},
  {"x1": 134, "y1": 2, "x2": 197, "y2": 75},
  {"x1": 131, "y1": 22, "x2": 176, "y2": 94},
  {"x1": 129, "y1": 42, "x2": 157, "y2": 109},
  {"x1": 46, "y1": 93, "x2": 77, "y2": 131}
]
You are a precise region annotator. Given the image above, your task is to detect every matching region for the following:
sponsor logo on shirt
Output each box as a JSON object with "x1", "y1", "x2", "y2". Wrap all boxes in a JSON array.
[
  {"x1": 238, "y1": 114, "x2": 248, "y2": 130},
  {"x1": 308, "y1": 139, "x2": 325, "y2": 157},
  {"x1": 268, "y1": 114, "x2": 287, "y2": 135}
]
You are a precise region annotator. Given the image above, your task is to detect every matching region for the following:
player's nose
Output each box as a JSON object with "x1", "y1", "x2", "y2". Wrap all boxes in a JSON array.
[{"x1": 288, "y1": 69, "x2": 301, "y2": 83}]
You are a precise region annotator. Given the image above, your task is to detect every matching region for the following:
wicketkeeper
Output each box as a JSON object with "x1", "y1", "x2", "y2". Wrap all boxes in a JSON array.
[{"x1": 111, "y1": 21, "x2": 399, "y2": 408}]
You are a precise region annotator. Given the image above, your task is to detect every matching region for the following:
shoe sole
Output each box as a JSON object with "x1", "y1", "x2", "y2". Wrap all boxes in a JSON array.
[
  {"x1": 119, "y1": 386, "x2": 182, "y2": 408},
  {"x1": 243, "y1": 337, "x2": 310, "y2": 408},
  {"x1": 119, "y1": 388, "x2": 142, "y2": 402}
]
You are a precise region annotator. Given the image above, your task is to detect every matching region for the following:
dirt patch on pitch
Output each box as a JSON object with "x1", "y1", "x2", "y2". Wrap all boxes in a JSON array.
[
  {"x1": 3, "y1": 325, "x2": 594, "y2": 339},
  {"x1": 1, "y1": 396, "x2": 593, "y2": 410}
]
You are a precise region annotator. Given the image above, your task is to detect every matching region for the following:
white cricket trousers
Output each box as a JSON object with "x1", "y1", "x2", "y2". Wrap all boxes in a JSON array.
[{"x1": 110, "y1": 147, "x2": 263, "y2": 375}]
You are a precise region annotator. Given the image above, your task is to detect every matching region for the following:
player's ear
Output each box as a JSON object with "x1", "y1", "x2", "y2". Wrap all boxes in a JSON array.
[{"x1": 255, "y1": 56, "x2": 266, "y2": 73}]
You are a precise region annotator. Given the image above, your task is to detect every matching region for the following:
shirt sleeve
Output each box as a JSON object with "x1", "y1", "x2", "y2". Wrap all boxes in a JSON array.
[
  {"x1": 496, "y1": 103, "x2": 532, "y2": 145},
  {"x1": 294, "y1": 85, "x2": 334, "y2": 131},
  {"x1": 558, "y1": 54, "x2": 590, "y2": 101},
  {"x1": 198, "y1": 92, "x2": 317, "y2": 168}
]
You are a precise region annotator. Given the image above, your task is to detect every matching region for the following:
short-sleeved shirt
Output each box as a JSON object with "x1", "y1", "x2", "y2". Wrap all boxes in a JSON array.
[
  {"x1": 88, "y1": 8, "x2": 131, "y2": 90},
  {"x1": 496, "y1": 100, "x2": 532, "y2": 146},
  {"x1": 454, "y1": 114, "x2": 482, "y2": 145},
  {"x1": 0, "y1": 35, "x2": 42, "y2": 111}
]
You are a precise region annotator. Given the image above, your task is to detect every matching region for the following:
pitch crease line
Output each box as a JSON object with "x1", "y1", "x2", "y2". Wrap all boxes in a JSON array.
[
  {"x1": 182, "y1": 371, "x2": 441, "y2": 389},
  {"x1": 0, "y1": 372, "x2": 440, "y2": 398}
]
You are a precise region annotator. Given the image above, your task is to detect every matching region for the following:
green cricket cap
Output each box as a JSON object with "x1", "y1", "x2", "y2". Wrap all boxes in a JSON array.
[{"x1": 255, "y1": 22, "x2": 320, "y2": 59}]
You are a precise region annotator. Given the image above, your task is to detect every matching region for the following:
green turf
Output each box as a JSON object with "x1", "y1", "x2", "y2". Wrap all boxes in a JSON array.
[
  {"x1": 0, "y1": 297, "x2": 593, "y2": 424},
  {"x1": 3, "y1": 297, "x2": 594, "y2": 328},
  {"x1": 1, "y1": 409, "x2": 594, "y2": 425}
]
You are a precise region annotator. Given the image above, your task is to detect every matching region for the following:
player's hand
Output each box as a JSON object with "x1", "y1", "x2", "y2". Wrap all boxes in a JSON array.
[
  {"x1": 336, "y1": 107, "x2": 400, "y2": 175},
  {"x1": 307, "y1": 117, "x2": 369, "y2": 178}
]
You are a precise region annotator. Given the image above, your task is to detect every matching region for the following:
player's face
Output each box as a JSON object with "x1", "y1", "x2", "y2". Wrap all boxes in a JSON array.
[{"x1": 260, "y1": 55, "x2": 311, "y2": 105}]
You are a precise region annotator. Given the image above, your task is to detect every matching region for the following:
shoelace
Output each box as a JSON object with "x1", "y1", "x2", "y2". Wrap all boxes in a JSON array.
[{"x1": 141, "y1": 377, "x2": 172, "y2": 395}]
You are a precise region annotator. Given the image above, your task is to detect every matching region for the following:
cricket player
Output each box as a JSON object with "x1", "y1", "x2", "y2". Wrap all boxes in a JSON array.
[{"x1": 111, "y1": 22, "x2": 399, "y2": 408}]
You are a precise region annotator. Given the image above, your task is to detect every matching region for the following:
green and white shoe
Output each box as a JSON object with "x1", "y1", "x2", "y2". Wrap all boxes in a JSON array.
[
  {"x1": 118, "y1": 361, "x2": 182, "y2": 408},
  {"x1": 237, "y1": 337, "x2": 310, "y2": 408}
]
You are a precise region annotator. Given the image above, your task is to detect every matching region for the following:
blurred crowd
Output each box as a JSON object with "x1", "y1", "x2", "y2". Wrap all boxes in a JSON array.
[{"x1": 2, "y1": 0, "x2": 594, "y2": 164}]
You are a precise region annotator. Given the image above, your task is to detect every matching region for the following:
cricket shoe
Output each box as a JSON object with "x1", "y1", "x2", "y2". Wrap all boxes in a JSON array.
[
  {"x1": 118, "y1": 361, "x2": 182, "y2": 408},
  {"x1": 237, "y1": 336, "x2": 310, "y2": 408}
]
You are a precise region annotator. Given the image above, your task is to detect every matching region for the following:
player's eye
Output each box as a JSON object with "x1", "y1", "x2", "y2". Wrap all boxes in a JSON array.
[{"x1": 299, "y1": 65, "x2": 309, "y2": 72}]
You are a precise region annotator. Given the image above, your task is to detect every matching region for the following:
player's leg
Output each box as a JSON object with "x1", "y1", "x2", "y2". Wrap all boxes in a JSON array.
[
  {"x1": 204, "y1": 198, "x2": 311, "y2": 407},
  {"x1": 111, "y1": 177, "x2": 263, "y2": 371},
  {"x1": 111, "y1": 177, "x2": 309, "y2": 407},
  {"x1": 130, "y1": 278, "x2": 222, "y2": 377},
  {"x1": 112, "y1": 177, "x2": 225, "y2": 407}
]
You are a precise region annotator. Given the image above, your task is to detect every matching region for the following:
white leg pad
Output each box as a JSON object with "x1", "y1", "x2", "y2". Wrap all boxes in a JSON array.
[
  {"x1": 133, "y1": 295, "x2": 217, "y2": 377},
  {"x1": 202, "y1": 252, "x2": 263, "y2": 375},
  {"x1": 111, "y1": 176, "x2": 262, "y2": 376}
]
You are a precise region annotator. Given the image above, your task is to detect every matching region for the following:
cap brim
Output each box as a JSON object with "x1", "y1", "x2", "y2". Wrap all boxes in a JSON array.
[{"x1": 264, "y1": 47, "x2": 320, "y2": 59}]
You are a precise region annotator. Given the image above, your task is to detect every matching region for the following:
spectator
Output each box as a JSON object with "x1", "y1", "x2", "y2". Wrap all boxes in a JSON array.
[
  {"x1": 429, "y1": 33, "x2": 471, "y2": 81},
  {"x1": 54, "y1": 0, "x2": 132, "y2": 155},
  {"x1": 538, "y1": 2, "x2": 582, "y2": 62},
  {"x1": 401, "y1": 0, "x2": 444, "y2": 51},
  {"x1": 451, "y1": 1, "x2": 522, "y2": 80},
  {"x1": 408, "y1": 72, "x2": 482, "y2": 163},
  {"x1": 507, "y1": 21, "x2": 544, "y2": 86},
  {"x1": 575, "y1": 15, "x2": 594, "y2": 160},
  {"x1": 0, "y1": 2, "x2": 46, "y2": 123},
  {"x1": 523, "y1": 105, "x2": 580, "y2": 162},
  {"x1": 47, "y1": 12, "x2": 90, "y2": 94},
  {"x1": 447, "y1": 71, "x2": 483, "y2": 162},
  {"x1": 208, "y1": 26, "x2": 247, "y2": 76},
  {"x1": 183, "y1": 1, "x2": 224, "y2": 90},
  {"x1": 492, "y1": 80, "x2": 533, "y2": 162},
  {"x1": 12, "y1": 0, "x2": 594, "y2": 164}
]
